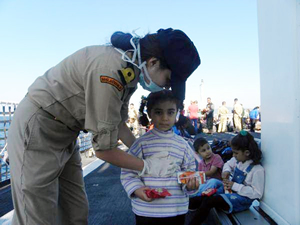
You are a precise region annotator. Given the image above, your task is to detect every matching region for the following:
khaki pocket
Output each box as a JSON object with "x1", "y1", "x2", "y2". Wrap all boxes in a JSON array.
[{"x1": 25, "y1": 109, "x2": 78, "y2": 152}]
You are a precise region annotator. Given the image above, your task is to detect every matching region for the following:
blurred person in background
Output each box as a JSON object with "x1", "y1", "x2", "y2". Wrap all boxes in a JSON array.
[
  {"x1": 233, "y1": 98, "x2": 243, "y2": 132},
  {"x1": 217, "y1": 101, "x2": 229, "y2": 133}
]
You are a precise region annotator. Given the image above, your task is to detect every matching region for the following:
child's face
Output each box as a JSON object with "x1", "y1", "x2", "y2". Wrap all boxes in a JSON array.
[
  {"x1": 149, "y1": 101, "x2": 177, "y2": 131},
  {"x1": 232, "y1": 148, "x2": 249, "y2": 163},
  {"x1": 197, "y1": 143, "x2": 213, "y2": 161}
]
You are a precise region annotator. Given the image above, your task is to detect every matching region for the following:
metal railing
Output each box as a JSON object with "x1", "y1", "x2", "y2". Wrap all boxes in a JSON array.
[
  {"x1": 0, "y1": 160, "x2": 9, "y2": 183},
  {"x1": 78, "y1": 132, "x2": 93, "y2": 157},
  {"x1": 0, "y1": 103, "x2": 16, "y2": 183},
  {"x1": 0, "y1": 102, "x2": 93, "y2": 185}
]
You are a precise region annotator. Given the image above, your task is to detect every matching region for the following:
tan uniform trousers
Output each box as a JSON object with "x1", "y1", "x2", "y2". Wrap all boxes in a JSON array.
[
  {"x1": 234, "y1": 114, "x2": 242, "y2": 132},
  {"x1": 218, "y1": 116, "x2": 227, "y2": 132},
  {"x1": 7, "y1": 96, "x2": 88, "y2": 225}
]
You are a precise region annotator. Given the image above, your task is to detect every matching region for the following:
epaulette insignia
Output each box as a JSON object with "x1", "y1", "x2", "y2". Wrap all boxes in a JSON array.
[
  {"x1": 100, "y1": 76, "x2": 124, "y2": 91},
  {"x1": 120, "y1": 67, "x2": 135, "y2": 84}
]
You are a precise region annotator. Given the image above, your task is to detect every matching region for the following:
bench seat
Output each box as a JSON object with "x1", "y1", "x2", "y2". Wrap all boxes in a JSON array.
[{"x1": 214, "y1": 206, "x2": 274, "y2": 225}]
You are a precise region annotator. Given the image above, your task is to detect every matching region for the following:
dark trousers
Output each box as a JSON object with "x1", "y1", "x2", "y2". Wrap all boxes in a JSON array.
[
  {"x1": 207, "y1": 117, "x2": 213, "y2": 130},
  {"x1": 250, "y1": 119, "x2": 256, "y2": 132},
  {"x1": 135, "y1": 214, "x2": 186, "y2": 225},
  {"x1": 189, "y1": 195, "x2": 229, "y2": 225},
  {"x1": 191, "y1": 118, "x2": 198, "y2": 133}
]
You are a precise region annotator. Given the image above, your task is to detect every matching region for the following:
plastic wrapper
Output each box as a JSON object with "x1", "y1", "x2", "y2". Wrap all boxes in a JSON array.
[
  {"x1": 201, "y1": 188, "x2": 217, "y2": 196},
  {"x1": 177, "y1": 171, "x2": 206, "y2": 184},
  {"x1": 145, "y1": 188, "x2": 172, "y2": 199},
  {"x1": 225, "y1": 189, "x2": 232, "y2": 194}
]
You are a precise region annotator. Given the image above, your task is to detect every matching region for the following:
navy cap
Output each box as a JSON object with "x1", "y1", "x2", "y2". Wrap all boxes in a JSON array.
[{"x1": 157, "y1": 28, "x2": 201, "y2": 101}]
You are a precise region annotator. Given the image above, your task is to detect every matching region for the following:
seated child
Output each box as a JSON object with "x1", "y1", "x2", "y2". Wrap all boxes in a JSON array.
[
  {"x1": 121, "y1": 90, "x2": 199, "y2": 225},
  {"x1": 193, "y1": 137, "x2": 224, "y2": 196},
  {"x1": 188, "y1": 130, "x2": 265, "y2": 225},
  {"x1": 172, "y1": 115, "x2": 193, "y2": 139}
]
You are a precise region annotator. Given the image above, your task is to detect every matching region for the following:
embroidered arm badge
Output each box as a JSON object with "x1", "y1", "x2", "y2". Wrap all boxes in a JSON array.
[{"x1": 100, "y1": 76, "x2": 124, "y2": 91}]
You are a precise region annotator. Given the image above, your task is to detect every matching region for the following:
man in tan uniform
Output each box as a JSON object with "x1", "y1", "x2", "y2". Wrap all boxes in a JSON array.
[
  {"x1": 233, "y1": 98, "x2": 243, "y2": 132},
  {"x1": 7, "y1": 28, "x2": 200, "y2": 225},
  {"x1": 217, "y1": 101, "x2": 229, "y2": 132}
]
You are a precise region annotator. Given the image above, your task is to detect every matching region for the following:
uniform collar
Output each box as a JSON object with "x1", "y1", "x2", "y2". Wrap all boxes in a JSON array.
[{"x1": 127, "y1": 66, "x2": 139, "y2": 88}]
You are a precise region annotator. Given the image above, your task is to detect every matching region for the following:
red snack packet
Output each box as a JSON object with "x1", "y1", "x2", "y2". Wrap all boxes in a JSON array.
[
  {"x1": 201, "y1": 188, "x2": 217, "y2": 197},
  {"x1": 145, "y1": 188, "x2": 172, "y2": 199}
]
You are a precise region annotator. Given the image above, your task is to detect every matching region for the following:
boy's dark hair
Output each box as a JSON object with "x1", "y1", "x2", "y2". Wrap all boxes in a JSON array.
[
  {"x1": 193, "y1": 137, "x2": 209, "y2": 152},
  {"x1": 139, "y1": 90, "x2": 180, "y2": 126},
  {"x1": 230, "y1": 131, "x2": 262, "y2": 165}
]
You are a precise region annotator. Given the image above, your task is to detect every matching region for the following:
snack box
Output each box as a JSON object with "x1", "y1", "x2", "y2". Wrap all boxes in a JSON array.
[{"x1": 177, "y1": 171, "x2": 206, "y2": 184}]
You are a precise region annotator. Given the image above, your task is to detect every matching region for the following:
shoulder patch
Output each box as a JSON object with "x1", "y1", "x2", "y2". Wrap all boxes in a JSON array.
[{"x1": 100, "y1": 76, "x2": 124, "y2": 91}]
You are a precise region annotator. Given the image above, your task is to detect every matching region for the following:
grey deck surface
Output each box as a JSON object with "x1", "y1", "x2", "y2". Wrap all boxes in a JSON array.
[
  {"x1": 85, "y1": 162, "x2": 218, "y2": 225},
  {"x1": 195, "y1": 131, "x2": 260, "y2": 143},
  {"x1": 0, "y1": 185, "x2": 13, "y2": 217},
  {"x1": 85, "y1": 163, "x2": 135, "y2": 225}
]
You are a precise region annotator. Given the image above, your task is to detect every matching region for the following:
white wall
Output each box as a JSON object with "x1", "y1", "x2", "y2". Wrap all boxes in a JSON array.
[{"x1": 257, "y1": 0, "x2": 300, "y2": 224}]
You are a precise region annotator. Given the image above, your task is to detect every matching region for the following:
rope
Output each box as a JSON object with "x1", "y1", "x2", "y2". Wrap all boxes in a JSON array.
[{"x1": 0, "y1": 143, "x2": 7, "y2": 155}]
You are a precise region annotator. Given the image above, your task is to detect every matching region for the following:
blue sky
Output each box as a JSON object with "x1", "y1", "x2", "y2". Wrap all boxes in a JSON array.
[{"x1": 0, "y1": 0, "x2": 260, "y2": 110}]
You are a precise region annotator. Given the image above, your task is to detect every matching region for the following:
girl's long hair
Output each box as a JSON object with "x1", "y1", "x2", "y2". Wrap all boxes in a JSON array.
[{"x1": 230, "y1": 131, "x2": 262, "y2": 165}]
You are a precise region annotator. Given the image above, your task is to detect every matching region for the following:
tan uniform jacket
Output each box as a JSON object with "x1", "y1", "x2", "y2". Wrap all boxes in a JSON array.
[
  {"x1": 233, "y1": 103, "x2": 243, "y2": 118},
  {"x1": 28, "y1": 45, "x2": 138, "y2": 151},
  {"x1": 218, "y1": 105, "x2": 229, "y2": 118}
]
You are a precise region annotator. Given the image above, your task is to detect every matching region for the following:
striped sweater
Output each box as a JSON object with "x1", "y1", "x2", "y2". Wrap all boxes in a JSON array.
[{"x1": 120, "y1": 127, "x2": 197, "y2": 218}]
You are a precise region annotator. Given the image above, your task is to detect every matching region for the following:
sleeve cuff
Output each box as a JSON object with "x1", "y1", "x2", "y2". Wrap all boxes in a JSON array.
[
  {"x1": 128, "y1": 185, "x2": 144, "y2": 198},
  {"x1": 232, "y1": 182, "x2": 243, "y2": 192},
  {"x1": 92, "y1": 125, "x2": 119, "y2": 150}
]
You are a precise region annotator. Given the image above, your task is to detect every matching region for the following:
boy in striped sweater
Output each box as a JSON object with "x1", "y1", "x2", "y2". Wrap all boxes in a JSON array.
[{"x1": 121, "y1": 90, "x2": 199, "y2": 225}]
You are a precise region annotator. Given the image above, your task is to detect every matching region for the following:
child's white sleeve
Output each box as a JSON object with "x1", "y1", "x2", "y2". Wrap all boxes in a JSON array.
[
  {"x1": 181, "y1": 143, "x2": 199, "y2": 196},
  {"x1": 120, "y1": 141, "x2": 145, "y2": 198},
  {"x1": 181, "y1": 142, "x2": 196, "y2": 172},
  {"x1": 232, "y1": 167, "x2": 265, "y2": 199},
  {"x1": 222, "y1": 157, "x2": 237, "y2": 173}
]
